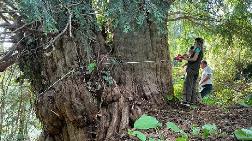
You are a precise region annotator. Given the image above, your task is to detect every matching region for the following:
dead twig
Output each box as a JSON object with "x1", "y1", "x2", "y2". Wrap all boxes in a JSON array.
[{"x1": 44, "y1": 11, "x2": 72, "y2": 51}]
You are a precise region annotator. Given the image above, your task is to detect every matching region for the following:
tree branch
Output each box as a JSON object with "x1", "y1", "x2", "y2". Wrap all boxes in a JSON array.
[
  {"x1": 12, "y1": 22, "x2": 35, "y2": 33},
  {"x1": 0, "y1": 54, "x2": 18, "y2": 72},
  {"x1": 0, "y1": 40, "x2": 14, "y2": 43},
  {"x1": 2, "y1": 0, "x2": 18, "y2": 10},
  {"x1": 0, "y1": 35, "x2": 27, "y2": 62},
  {"x1": 0, "y1": 13, "x2": 11, "y2": 24},
  {"x1": 44, "y1": 12, "x2": 72, "y2": 52},
  {"x1": 0, "y1": 10, "x2": 18, "y2": 14},
  {"x1": 187, "y1": 18, "x2": 211, "y2": 30},
  {"x1": 0, "y1": 23, "x2": 13, "y2": 28},
  {"x1": 168, "y1": 15, "x2": 217, "y2": 22}
]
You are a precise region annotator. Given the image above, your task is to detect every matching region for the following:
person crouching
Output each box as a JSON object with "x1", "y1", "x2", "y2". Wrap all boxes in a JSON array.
[{"x1": 199, "y1": 60, "x2": 213, "y2": 98}]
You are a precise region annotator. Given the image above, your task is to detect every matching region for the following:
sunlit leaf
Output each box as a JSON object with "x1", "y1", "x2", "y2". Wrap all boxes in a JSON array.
[
  {"x1": 134, "y1": 114, "x2": 161, "y2": 129},
  {"x1": 234, "y1": 128, "x2": 252, "y2": 140}
]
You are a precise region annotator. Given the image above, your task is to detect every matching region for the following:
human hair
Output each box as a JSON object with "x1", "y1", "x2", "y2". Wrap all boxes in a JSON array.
[
  {"x1": 201, "y1": 60, "x2": 207, "y2": 65},
  {"x1": 195, "y1": 37, "x2": 204, "y2": 47}
]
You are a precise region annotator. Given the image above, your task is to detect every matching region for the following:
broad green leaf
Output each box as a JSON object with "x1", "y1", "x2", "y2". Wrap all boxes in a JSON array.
[
  {"x1": 191, "y1": 126, "x2": 201, "y2": 136},
  {"x1": 149, "y1": 137, "x2": 155, "y2": 141},
  {"x1": 239, "y1": 95, "x2": 252, "y2": 107},
  {"x1": 128, "y1": 130, "x2": 146, "y2": 141},
  {"x1": 166, "y1": 122, "x2": 182, "y2": 133},
  {"x1": 234, "y1": 128, "x2": 252, "y2": 140},
  {"x1": 134, "y1": 114, "x2": 161, "y2": 129},
  {"x1": 202, "y1": 123, "x2": 217, "y2": 138},
  {"x1": 176, "y1": 136, "x2": 188, "y2": 141}
]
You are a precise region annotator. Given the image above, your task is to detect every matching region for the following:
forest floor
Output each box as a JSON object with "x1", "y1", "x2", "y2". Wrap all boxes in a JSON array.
[{"x1": 127, "y1": 104, "x2": 252, "y2": 141}]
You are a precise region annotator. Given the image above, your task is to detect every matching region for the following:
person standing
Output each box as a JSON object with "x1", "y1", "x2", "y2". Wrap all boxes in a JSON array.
[
  {"x1": 199, "y1": 60, "x2": 213, "y2": 98},
  {"x1": 182, "y1": 38, "x2": 204, "y2": 106}
]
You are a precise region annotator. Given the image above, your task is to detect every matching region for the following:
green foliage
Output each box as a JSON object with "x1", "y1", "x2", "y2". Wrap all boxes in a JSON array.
[
  {"x1": 166, "y1": 122, "x2": 218, "y2": 140},
  {"x1": 170, "y1": 0, "x2": 252, "y2": 106},
  {"x1": 172, "y1": 67, "x2": 185, "y2": 100},
  {"x1": 0, "y1": 66, "x2": 41, "y2": 140},
  {"x1": 87, "y1": 63, "x2": 96, "y2": 74},
  {"x1": 128, "y1": 115, "x2": 162, "y2": 141},
  {"x1": 19, "y1": 0, "x2": 58, "y2": 33},
  {"x1": 201, "y1": 95, "x2": 218, "y2": 106},
  {"x1": 191, "y1": 126, "x2": 201, "y2": 136},
  {"x1": 128, "y1": 130, "x2": 147, "y2": 141},
  {"x1": 134, "y1": 114, "x2": 162, "y2": 130},
  {"x1": 102, "y1": 71, "x2": 113, "y2": 86},
  {"x1": 129, "y1": 115, "x2": 220, "y2": 140},
  {"x1": 175, "y1": 137, "x2": 188, "y2": 141},
  {"x1": 239, "y1": 94, "x2": 252, "y2": 107},
  {"x1": 19, "y1": 0, "x2": 97, "y2": 35},
  {"x1": 166, "y1": 122, "x2": 182, "y2": 133},
  {"x1": 234, "y1": 128, "x2": 252, "y2": 141},
  {"x1": 96, "y1": 0, "x2": 170, "y2": 33},
  {"x1": 202, "y1": 123, "x2": 218, "y2": 138},
  {"x1": 166, "y1": 122, "x2": 188, "y2": 140}
]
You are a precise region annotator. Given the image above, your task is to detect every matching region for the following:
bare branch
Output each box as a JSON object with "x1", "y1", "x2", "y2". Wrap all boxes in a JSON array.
[
  {"x1": 0, "y1": 31, "x2": 14, "y2": 35},
  {"x1": 69, "y1": 12, "x2": 72, "y2": 37},
  {"x1": 0, "y1": 35, "x2": 26, "y2": 62},
  {"x1": 44, "y1": 12, "x2": 72, "y2": 51},
  {"x1": 0, "y1": 23, "x2": 12, "y2": 28},
  {"x1": 12, "y1": 22, "x2": 35, "y2": 33},
  {"x1": 0, "y1": 37, "x2": 13, "y2": 40},
  {"x1": 168, "y1": 11, "x2": 187, "y2": 16},
  {"x1": 168, "y1": 14, "x2": 219, "y2": 22},
  {"x1": 0, "y1": 10, "x2": 18, "y2": 14},
  {"x1": 0, "y1": 54, "x2": 18, "y2": 72},
  {"x1": 0, "y1": 40, "x2": 14, "y2": 43},
  {"x1": 187, "y1": 18, "x2": 211, "y2": 30},
  {"x1": 0, "y1": 13, "x2": 11, "y2": 24},
  {"x1": 2, "y1": 0, "x2": 18, "y2": 10}
]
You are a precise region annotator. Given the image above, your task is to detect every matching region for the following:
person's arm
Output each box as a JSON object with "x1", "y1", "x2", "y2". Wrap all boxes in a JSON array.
[
  {"x1": 185, "y1": 53, "x2": 198, "y2": 61},
  {"x1": 182, "y1": 63, "x2": 188, "y2": 67},
  {"x1": 184, "y1": 47, "x2": 200, "y2": 61},
  {"x1": 199, "y1": 74, "x2": 211, "y2": 85}
]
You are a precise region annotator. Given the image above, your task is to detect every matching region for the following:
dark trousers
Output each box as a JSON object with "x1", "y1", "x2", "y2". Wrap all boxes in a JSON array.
[
  {"x1": 200, "y1": 84, "x2": 213, "y2": 98},
  {"x1": 183, "y1": 72, "x2": 199, "y2": 103}
]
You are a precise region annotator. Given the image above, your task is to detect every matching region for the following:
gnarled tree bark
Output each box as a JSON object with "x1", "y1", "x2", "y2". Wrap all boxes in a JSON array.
[{"x1": 1, "y1": 1, "x2": 174, "y2": 141}]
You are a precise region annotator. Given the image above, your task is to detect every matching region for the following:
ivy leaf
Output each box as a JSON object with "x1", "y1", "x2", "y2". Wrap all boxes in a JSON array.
[
  {"x1": 134, "y1": 114, "x2": 161, "y2": 129},
  {"x1": 87, "y1": 63, "x2": 96, "y2": 74}
]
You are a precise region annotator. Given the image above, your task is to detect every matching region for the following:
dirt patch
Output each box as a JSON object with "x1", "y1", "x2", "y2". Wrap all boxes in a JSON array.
[{"x1": 125, "y1": 104, "x2": 252, "y2": 141}]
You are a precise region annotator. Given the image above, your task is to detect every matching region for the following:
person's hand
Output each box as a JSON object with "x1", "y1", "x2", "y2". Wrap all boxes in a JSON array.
[
  {"x1": 183, "y1": 54, "x2": 188, "y2": 57},
  {"x1": 199, "y1": 81, "x2": 202, "y2": 85},
  {"x1": 183, "y1": 56, "x2": 189, "y2": 60}
]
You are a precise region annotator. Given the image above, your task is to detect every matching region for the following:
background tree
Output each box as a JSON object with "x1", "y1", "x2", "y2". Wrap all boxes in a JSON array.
[
  {"x1": 169, "y1": 0, "x2": 252, "y2": 105},
  {"x1": 0, "y1": 64, "x2": 41, "y2": 141}
]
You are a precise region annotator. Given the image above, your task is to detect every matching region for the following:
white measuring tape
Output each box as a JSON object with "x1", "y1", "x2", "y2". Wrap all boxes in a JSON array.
[
  {"x1": 103, "y1": 60, "x2": 171, "y2": 65},
  {"x1": 38, "y1": 59, "x2": 175, "y2": 96}
]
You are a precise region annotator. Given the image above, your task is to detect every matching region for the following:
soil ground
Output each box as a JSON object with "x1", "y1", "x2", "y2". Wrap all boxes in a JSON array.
[{"x1": 125, "y1": 104, "x2": 252, "y2": 141}]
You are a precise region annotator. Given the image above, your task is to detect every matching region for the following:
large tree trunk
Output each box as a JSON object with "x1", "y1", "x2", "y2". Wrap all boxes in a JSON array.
[
  {"x1": 96, "y1": 21, "x2": 174, "y2": 140},
  {"x1": 16, "y1": 3, "x2": 173, "y2": 141}
]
